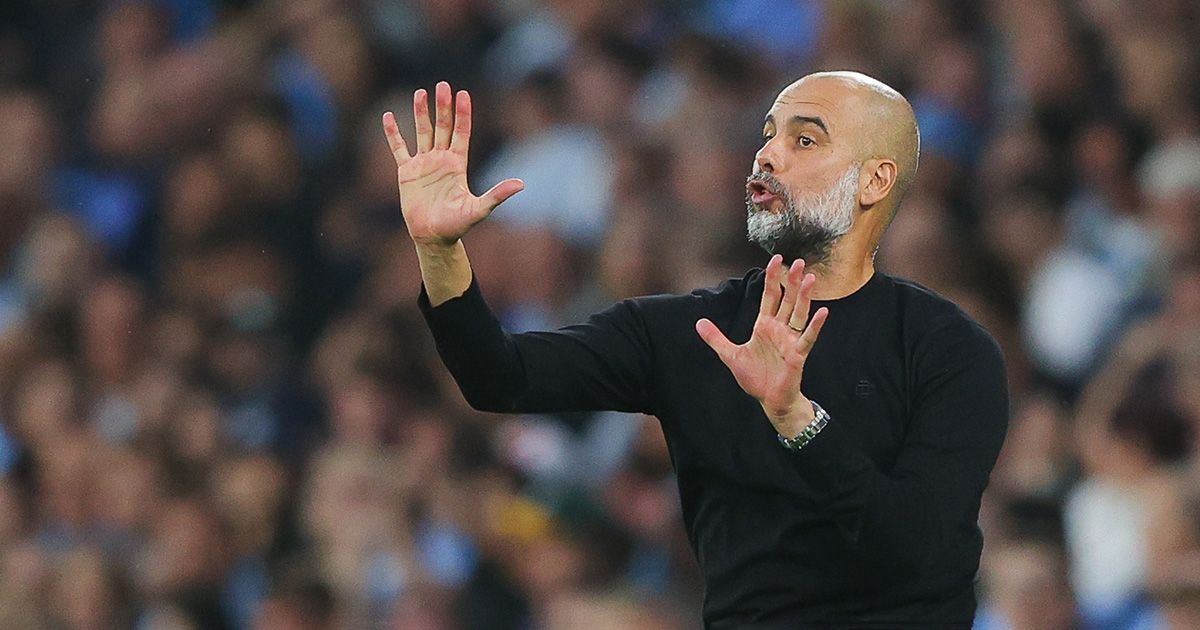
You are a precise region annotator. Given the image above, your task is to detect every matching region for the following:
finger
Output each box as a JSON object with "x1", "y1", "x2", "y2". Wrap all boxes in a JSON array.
[
  {"x1": 476, "y1": 178, "x2": 525, "y2": 217},
  {"x1": 450, "y1": 90, "x2": 472, "y2": 155},
  {"x1": 433, "y1": 81, "x2": 453, "y2": 150},
  {"x1": 758, "y1": 254, "x2": 784, "y2": 318},
  {"x1": 788, "y1": 272, "x2": 817, "y2": 331},
  {"x1": 696, "y1": 318, "x2": 737, "y2": 365},
  {"x1": 414, "y1": 88, "x2": 433, "y2": 153},
  {"x1": 775, "y1": 259, "x2": 806, "y2": 325},
  {"x1": 381, "y1": 112, "x2": 411, "y2": 165},
  {"x1": 796, "y1": 307, "x2": 829, "y2": 355}
]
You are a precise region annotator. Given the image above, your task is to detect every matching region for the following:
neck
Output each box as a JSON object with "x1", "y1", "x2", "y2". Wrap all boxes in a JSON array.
[{"x1": 808, "y1": 225, "x2": 878, "y2": 300}]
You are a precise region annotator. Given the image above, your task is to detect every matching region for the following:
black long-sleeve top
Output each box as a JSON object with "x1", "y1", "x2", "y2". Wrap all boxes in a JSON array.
[{"x1": 418, "y1": 266, "x2": 1009, "y2": 629}]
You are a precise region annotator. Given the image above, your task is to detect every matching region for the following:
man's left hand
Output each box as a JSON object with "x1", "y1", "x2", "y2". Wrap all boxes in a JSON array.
[{"x1": 696, "y1": 254, "x2": 830, "y2": 437}]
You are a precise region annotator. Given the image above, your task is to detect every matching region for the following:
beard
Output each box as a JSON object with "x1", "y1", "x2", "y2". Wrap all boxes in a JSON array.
[{"x1": 745, "y1": 164, "x2": 860, "y2": 266}]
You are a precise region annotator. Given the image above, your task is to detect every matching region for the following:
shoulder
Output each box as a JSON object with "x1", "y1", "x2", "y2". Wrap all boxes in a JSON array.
[
  {"x1": 886, "y1": 275, "x2": 967, "y2": 321},
  {"x1": 883, "y1": 277, "x2": 1009, "y2": 417},
  {"x1": 626, "y1": 267, "x2": 762, "y2": 319},
  {"x1": 885, "y1": 274, "x2": 1004, "y2": 364},
  {"x1": 689, "y1": 267, "x2": 763, "y2": 306}
]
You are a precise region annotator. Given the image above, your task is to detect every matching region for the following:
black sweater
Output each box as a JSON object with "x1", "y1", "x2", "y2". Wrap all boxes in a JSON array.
[{"x1": 418, "y1": 266, "x2": 1009, "y2": 629}]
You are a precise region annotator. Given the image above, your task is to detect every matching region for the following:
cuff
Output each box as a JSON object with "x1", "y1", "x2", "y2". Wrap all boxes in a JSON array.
[
  {"x1": 418, "y1": 275, "x2": 485, "y2": 325},
  {"x1": 417, "y1": 275, "x2": 509, "y2": 360}
]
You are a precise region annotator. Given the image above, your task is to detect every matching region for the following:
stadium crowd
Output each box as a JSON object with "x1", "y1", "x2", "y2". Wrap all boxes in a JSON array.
[{"x1": 0, "y1": 0, "x2": 1198, "y2": 628}]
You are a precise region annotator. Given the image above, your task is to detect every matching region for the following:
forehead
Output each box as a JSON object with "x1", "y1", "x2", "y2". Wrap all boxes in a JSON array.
[{"x1": 765, "y1": 79, "x2": 862, "y2": 131}]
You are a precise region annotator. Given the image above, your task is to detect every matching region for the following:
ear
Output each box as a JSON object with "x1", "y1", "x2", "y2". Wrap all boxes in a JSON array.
[{"x1": 858, "y1": 159, "x2": 898, "y2": 207}]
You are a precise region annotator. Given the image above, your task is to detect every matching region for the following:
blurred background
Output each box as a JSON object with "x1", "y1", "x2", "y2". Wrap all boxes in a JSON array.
[{"x1": 0, "y1": 0, "x2": 1198, "y2": 628}]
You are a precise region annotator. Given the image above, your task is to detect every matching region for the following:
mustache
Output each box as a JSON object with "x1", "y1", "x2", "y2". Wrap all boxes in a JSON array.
[{"x1": 746, "y1": 171, "x2": 787, "y2": 199}]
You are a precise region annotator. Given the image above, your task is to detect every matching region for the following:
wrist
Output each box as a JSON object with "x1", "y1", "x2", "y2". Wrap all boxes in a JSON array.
[
  {"x1": 414, "y1": 238, "x2": 463, "y2": 258},
  {"x1": 769, "y1": 398, "x2": 816, "y2": 439},
  {"x1": 776, "y1": 399, "x2": 830, "y2": 451},
  {"x1": 415, "y1": 240, "x2": 473, "y2": 307}
]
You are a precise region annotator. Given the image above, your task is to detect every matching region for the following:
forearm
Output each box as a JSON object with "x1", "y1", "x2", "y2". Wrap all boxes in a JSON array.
[
  {"x1": 788, "y1": 333, "x2": 1009, "y2": 575},
  {"x1": 783, "y1": 421, "x2": 930, "y2": 561},
  {"x1": 416, "y1": 240, "x2": 473, "y2": 307},
  {"x1": 418, "y1": 271, "x2": 527, "y2": 412},
  {"x1": 792, "y1": 417, "x2": 999, "y2": 576},
  {"x1": 418, "y1": 275, "x2": 656, "y2": 415}
]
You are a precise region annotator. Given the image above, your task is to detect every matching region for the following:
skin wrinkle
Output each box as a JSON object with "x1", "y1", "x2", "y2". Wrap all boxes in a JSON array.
[{"x1": 746, "y1": 72, "x2": 920, "y2": 284}]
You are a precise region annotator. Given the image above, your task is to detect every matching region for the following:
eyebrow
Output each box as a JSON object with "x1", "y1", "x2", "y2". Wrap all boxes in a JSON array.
[{"x1": 764, "y1": 114, "x2": 829, "y2": 135}]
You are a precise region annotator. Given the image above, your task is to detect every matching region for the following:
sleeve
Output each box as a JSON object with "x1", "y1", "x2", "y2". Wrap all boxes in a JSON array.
[
  {"x1": 786, "y1": 317, "x2": 1010, "y2": 576},
  {"x1": 417, "y1": 275, "x2": 657, "y2": 415}
]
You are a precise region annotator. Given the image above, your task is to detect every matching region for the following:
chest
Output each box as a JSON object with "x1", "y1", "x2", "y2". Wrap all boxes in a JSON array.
[{"x1": 656, "y1": 313, "x2": 913, "y2": 484}]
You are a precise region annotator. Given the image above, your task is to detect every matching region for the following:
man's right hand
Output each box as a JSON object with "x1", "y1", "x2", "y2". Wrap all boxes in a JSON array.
[{"x1": 382, "y1": 81, "x2": 524, "y2": 249}]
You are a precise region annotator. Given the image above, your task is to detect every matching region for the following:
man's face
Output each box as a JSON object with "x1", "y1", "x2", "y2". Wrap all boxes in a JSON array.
[{"x1": 746, "y1": 80, "x2": 864, "y2": 264}]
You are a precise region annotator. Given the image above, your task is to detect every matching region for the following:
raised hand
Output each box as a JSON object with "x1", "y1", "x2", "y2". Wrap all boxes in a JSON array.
[
  {"x1": 696, "y1": 255, "x2": 830, "y2": 436},
  {"x1": 382, "y1": 81, "x2": 524, "y2": 247}
]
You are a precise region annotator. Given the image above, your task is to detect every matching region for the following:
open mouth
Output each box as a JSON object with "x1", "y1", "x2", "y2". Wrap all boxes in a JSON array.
[{"x1": 747, "y1": 179, "x2": 781, "y2": 206}]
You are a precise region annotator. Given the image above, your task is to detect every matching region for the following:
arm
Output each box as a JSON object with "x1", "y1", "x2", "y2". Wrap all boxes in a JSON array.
[
  {"x1": 383, "y1": 83, "x2": 654, "y2": 415},
  {"x1": 697, "y1": 256, "x2": 1007, "y2": 575},
  {"x1": 788, "y1": 318, "x2": 1009, "y2": 575},
  {"x1": 418, "y1": 274, "x2": 655, "y2": 414}
]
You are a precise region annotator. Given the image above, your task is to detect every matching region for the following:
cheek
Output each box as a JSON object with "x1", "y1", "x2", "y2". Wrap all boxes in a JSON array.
[{"x1": 777, "y1": 173, "x2": 821, "y2": 200}]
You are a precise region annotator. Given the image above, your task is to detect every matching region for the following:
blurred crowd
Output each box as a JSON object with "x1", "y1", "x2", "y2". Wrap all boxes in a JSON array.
[{"x1": 0, "y1": 0, "x2": 1198, "y2": 628}]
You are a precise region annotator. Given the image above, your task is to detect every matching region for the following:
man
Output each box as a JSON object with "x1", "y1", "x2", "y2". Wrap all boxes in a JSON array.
[{"x1": 381, "y1": 71, "x2": 1009, "y2": 629}]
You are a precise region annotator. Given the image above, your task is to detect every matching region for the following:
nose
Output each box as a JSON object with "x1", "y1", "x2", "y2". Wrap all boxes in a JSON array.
[{"x1": 754, "y1": 140, "x2": 777, "y2": 174}]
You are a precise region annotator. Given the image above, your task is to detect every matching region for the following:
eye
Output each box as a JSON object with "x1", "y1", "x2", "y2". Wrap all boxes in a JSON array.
[
  {"x1": 798, "y1": 135, "x2": 815, "y2": 147},
  {"x1": 762, "y1": 132, "x2": 774, "y2": 142}
]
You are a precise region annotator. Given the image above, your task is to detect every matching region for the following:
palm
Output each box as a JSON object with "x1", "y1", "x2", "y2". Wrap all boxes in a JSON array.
[
  {"x1": 397, "y1": 151, "x2": 476, "y2": 244},
  {"x1": 726, "y1": 321, "x2": 813, "y2": 416},
  {"x1": 382, "y1": 83, "x2": 523, "y2": 247},
  {"x1": 696, "y1": 255, "x2": 829, "y2": 421}
]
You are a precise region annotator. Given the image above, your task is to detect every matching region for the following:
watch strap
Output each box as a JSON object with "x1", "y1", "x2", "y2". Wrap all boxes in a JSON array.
[{"x1": 776, "y1": 399, "x2": 830, "y2": 451}]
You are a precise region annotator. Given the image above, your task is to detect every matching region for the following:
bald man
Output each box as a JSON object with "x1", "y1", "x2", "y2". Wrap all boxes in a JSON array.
[{"x1": 383, "y1": 71, "x2": 1008, "y2": 629}]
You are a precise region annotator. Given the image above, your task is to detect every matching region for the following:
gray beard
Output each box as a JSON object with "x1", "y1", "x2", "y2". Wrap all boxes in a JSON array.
[{"x1": 746, "y1": 165, "x2": 860, "y2": 265}]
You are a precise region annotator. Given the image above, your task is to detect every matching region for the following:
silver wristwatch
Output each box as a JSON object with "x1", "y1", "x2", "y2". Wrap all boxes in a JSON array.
[{"x1": 776, "y1": 400, "x2": 830, "y2": 451}]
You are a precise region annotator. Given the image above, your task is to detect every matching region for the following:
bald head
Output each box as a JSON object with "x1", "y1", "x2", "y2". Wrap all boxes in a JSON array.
[
  {"x1": 747, "y1": 71, "x2": 921, "y2": 265},
  {"x1": 776, "y1": 71, "x2": 921, "y2": 215}
]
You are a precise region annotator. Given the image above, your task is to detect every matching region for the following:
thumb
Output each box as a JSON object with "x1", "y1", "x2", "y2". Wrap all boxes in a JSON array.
[
  {"x1": 696, "y1": 318, "x2": 737, "y2": 365},
  {"x1": 478, "y1": 178, "x2": 525, "y2": 215}
]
